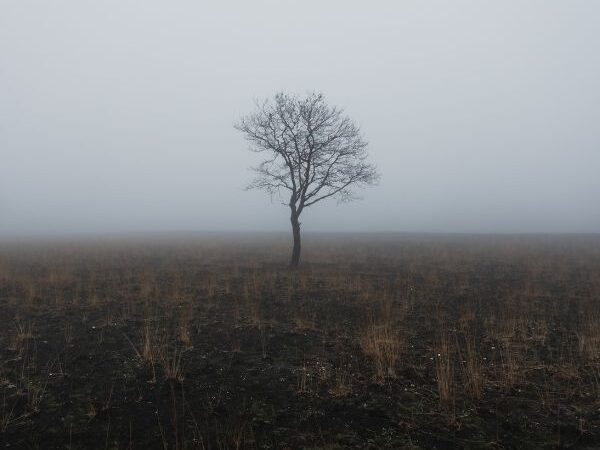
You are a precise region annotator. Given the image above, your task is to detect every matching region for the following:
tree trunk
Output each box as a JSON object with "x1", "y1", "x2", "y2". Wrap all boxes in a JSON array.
[{"x1": 290, "y1": 210, "x2": 301, "y2": 268}]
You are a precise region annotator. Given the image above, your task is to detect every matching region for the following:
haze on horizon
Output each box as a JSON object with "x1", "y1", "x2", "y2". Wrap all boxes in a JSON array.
[{"x1": 1, "y1": 1, "x2": 599, "y2": 237}]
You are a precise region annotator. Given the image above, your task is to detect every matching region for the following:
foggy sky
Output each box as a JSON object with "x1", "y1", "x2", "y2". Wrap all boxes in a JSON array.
[{"x1": 1, "y1": 1, "x2": 599, "y2": 236}]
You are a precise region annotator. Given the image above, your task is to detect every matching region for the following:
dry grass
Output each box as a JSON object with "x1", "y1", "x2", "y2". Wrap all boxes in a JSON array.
[
  {"x1": 577, "y1": 316, "x2": 600, "y2": 361},
  {"x1": 292, "y1": 314, "x2": 317, "y2": 332},
  {"x1": 142, "y1": 323, "x2": 155, "y2": 363},
  {"x1": 157, "y1": 342, "x2": 187, "y2": 383},
  {"x1": 328, "y1": 368, "x2": 353, "y2": 397},
  {"x1": 1, "y1": 235, "x2": 599, "y2": 447},
  {"x1": 435, "y1": 334, "x2": 454, "y2": 406},
  {"x1": 360, "y1": 314, "x2": 402, "y2": 380},
  {"x1": 178, "y1": 315, "x2": 192, "y2": 347},
  {"x1": 458, "y1": 336, "x2": 483, "y2": 400},
  {"x1": 63, "y1": 322, "x2": 73, "y2": 344}
]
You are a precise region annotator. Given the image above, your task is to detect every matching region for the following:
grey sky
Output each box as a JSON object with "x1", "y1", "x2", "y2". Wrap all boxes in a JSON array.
[{"x1": 1, "y1": 1, "x2": 599, "y2": 235}]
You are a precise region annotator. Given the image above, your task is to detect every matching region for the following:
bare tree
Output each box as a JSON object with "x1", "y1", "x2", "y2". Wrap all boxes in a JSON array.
[{"x1": 235, "y1": 92, "x2": 379, "y2": 267}]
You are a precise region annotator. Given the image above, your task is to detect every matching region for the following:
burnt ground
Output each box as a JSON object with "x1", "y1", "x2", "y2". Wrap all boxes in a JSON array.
[{"x1": 0, "y1": 233, "x2": 599, "y2": 449}]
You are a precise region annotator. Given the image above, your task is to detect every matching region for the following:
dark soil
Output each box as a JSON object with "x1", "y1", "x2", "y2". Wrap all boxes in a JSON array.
[{"x1": 0, "y1": 233, "x2": 599, "y2": 449}]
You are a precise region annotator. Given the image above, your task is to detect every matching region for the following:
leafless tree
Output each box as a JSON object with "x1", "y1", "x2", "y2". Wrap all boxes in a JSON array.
[{"x1": 235, "y1": 92, "x2": 379, "y2": 267}]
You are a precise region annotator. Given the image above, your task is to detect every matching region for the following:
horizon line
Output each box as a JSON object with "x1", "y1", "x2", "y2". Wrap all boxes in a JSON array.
[{"x1": 1, "y1": 229, "x2": 599, "y2": 241}]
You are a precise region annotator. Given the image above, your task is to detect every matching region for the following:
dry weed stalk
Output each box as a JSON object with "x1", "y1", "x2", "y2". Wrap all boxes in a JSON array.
[{"x1": 296, "y1": 363, "x2": 312, "y2": 394}]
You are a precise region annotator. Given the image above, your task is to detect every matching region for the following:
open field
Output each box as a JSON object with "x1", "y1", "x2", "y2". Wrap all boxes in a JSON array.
[{"x1": 0, "y1": 233, "x2": 599, "y2": 449}]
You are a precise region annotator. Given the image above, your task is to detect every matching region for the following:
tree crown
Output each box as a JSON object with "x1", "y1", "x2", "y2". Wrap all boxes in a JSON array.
[{"x1": 235, "y1": 92, "x2": 379, "y2": 215}]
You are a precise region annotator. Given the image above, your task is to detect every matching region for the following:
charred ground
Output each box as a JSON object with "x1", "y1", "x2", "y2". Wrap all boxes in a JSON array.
[{"x1": 0, "y1": 233, "x2": 599, "y2": 448}]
